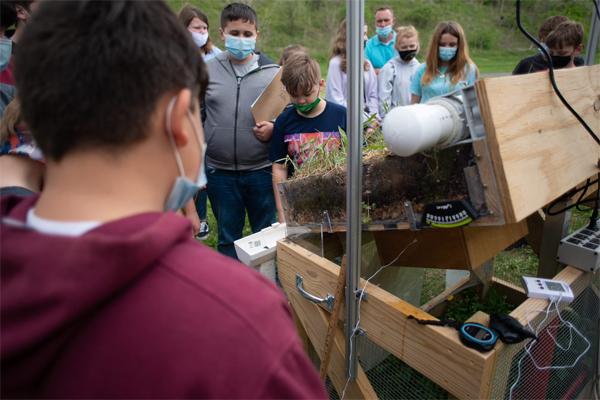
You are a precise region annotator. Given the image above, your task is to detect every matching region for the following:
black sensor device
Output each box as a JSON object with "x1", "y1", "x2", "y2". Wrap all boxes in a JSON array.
[{"x1": 422, "y1": 200, "x2": 479, "y2": 228}]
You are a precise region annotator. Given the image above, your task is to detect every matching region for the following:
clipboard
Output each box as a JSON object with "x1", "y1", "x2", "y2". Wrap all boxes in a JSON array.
[{"x1": 251, "y1": 68, "x2": 291, "y2": 123}]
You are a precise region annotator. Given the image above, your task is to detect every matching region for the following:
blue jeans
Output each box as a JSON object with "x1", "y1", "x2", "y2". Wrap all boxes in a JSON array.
[
  {"x1": 207, "y1": 167, "x2": 276, "y2": 259},
  {"x1": 194, "y1": 189, "x2": 208, "y2": 221}
]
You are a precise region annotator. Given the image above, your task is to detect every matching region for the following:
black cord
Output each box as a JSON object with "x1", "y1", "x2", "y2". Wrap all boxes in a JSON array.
[
  {"x1": 595, "y1": 0, "x2": 600, "y2": 20},
  {"x1": 515, "y1": 0, "x2": 600, "y2": 146},
  {"x1": 545, "y1": 178, "x2": 599, "y2": 215},
  {"x1": 588, "y1": 173, "x2": 600, "y2": 229},
  {"x1": 576, "y1": 179, "x2": 592, "y2": 211}
]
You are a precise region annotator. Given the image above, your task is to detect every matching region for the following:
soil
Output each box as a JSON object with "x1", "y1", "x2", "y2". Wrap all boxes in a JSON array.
[{"x1": 279, "y1": 145, "x2": 475, "y2": 228}]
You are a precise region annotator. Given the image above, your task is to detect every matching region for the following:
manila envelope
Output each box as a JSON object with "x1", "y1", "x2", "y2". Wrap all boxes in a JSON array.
[{"x1": 251, "y1": 68, "x2": 291, "y2": 123}]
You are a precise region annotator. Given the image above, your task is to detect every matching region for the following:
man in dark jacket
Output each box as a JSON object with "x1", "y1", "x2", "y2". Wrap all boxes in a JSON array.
[
  {"x1": 0, "y1": 2, "x2": 327, "y2": 398},
  {"x1": 203, "y1": 3, "x2": 279, "y2": 259}
]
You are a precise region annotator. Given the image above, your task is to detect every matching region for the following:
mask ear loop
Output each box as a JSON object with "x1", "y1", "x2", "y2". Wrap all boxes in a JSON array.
[
  {"x1": 185, "y1": 110, "x2": 203, "y2": 149},
  {"x1": 165, "y1": 96, "x2": 186, "y2": 177}
]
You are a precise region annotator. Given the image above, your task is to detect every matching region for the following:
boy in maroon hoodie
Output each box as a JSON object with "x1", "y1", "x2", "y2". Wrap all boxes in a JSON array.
[{"x1": 0, "y1": 1, "x2": 327, "y2": 398}]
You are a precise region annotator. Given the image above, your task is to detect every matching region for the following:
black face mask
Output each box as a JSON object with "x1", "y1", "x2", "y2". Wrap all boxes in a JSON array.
[
  {"x1": 550, "y1": 55, "x2": 572, "y2": 69},
  {"x1": 398, "y1": 49, "x2": 417, "y2": 62}
]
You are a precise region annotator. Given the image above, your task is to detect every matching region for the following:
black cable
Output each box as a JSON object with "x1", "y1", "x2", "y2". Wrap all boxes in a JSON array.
[
  {"x1": 595, "y1": 0, "x2": 600, "y2": 20},
  {"x1": 576, "y1": 179, "x2": 594, "y2": 211},
  {"x1": 516, "y1": 0, "x2": 600, "y2": 146},
  {"x1": 588, "y1": 173, "x2": 600, "y2": 229},
  {"x1": 545, "y1": 178, "x2": 599, "y2": 215}
]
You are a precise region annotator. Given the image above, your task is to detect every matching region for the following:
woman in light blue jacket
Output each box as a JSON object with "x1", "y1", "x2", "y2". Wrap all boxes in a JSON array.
[{"x1": 410, "y1": 21, "x2": 478, "y2": 104}]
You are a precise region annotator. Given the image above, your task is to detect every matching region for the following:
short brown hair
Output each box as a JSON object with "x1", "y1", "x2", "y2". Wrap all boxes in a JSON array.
[
  {"x1": 539, "y1": 15, "x2": 568, "y2": 42},
  {"x1": 545, "y1": 20, "x2": 584, "y2": 50},
  {"x1": 281, "y1": 53, "x2": 320, "y2": 98},
  {"x1": 279, "y1": 44, "x2": 308, "y2": 65},
  {"x1": 375, "y1": 6, "x2": 394, "y2": 17}
]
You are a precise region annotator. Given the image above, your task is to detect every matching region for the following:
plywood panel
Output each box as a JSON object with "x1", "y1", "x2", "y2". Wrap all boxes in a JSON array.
[
  {"x1": 463, "y1": 221, "x2": 528, "y2": 267},
  {"x1": 373, "y1": 221, "x2": 527, "y2": 269},
  {"x1": 278, "y1": 240, "x2": 495, "y2": 400},
  {"x1": 476, "y1": 65, "x2": 600, "y2": 223}
]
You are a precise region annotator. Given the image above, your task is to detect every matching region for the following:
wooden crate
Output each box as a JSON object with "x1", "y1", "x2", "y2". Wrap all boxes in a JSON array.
[{"x1": 278, "y1": 239, "x2": 593, "y2": 400}]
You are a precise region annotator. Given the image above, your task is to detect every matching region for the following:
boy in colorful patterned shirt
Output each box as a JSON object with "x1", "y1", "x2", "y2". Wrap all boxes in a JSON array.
[{"x1": 269, "y1": 53, "x2": 346, "y2": 223}]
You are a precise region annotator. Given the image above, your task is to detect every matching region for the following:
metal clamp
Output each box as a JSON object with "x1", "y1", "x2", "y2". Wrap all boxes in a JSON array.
[{"x1": 296, "y1": 273, "x2": 335, "y2": 312}]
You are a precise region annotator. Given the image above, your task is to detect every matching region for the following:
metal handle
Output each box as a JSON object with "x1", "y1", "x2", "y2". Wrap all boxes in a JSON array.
[{"x1": 295, "y1": 273, "x2": 334, "y2": 312}]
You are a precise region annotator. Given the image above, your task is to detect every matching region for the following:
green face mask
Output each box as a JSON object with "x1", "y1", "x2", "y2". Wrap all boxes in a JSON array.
[{"x1": 293, "y1": 97, "x2": 321, "y2": 114}]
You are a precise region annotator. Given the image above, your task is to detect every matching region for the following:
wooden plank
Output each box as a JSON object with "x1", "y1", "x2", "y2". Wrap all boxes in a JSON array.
[
  {"x1": 290, "y1": 302, "x2": 311, "y2": 354},
  {"x1": 285, "y1": 266, "x2": 377, "y2": 399},
  {"x1": 509, "y1": 266, "x2": 590, "y2": 324},
  {"x1": 475, "y1": 65, "x2": 600, "y2": 223},
  {"x1": 525, "y1": 210, "x2": 545, "y2": 256},
  {"x1": 463, "y1": 221, "x2": 528, "y2": 267},
  {"x1": 372, "y1": 221, "x2": 527, "y2": 269},
  {"x1": 491, "y1": 277, "x2": 528, "y2": 306},
  {"x1": 420, "y1": 275, "x2": 473, "y2": 313},
  {"x1": 319, "y1": 257, "x2": 346, "y2": 380},
  {"x1": 372, "y1": 229, "x2": 470, "y2": 269},
  {"x1": 473, "y1": 139, "x2": 505, "y2": 223},
  {"x1": 278, "y1": 240, "x2": 495, "y2": 400}
]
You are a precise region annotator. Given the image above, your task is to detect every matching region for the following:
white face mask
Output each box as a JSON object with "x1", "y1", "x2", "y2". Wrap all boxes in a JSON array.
[
  {"x1": 164, "y1": 97, "x2": 207, "y2": 212},
  {"x1": 190, "y1": 31, "x2": 208, "y2": 48}
]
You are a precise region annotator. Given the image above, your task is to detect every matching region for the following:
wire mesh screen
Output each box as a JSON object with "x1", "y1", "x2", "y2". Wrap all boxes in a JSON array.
[
  {"x1": 315, "y1": 232, "x2": 450, "y2": 400},
  {"x1": 489, "y1": 274, "x2": 599, "y2": 400},
  {"x1": 358, "y1": 336, "x2": 449, "y2": 400}
]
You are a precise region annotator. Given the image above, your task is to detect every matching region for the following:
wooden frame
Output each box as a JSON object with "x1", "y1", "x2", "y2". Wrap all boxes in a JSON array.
[{"x1": 278, "y1": 239, "x2": 592, "y2": 400}]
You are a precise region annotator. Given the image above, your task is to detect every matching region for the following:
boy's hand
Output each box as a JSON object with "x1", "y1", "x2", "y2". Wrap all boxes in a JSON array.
[
  {"x1": 187, "y1": 213, "x2": 201, "y2": 236},
  {"x1": 253, "y1": 121, "x2": 274, "y2": 142}
]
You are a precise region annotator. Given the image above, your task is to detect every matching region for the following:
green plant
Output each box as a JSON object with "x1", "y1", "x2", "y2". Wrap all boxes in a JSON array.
[{"x1": 444, "y1": 286, "x2": 515, "y2": 322}]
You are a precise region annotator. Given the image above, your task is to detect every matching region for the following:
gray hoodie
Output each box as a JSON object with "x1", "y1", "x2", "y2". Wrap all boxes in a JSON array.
[{"x1": 203, "y1": 52, "x2": 279, "y2": 171}]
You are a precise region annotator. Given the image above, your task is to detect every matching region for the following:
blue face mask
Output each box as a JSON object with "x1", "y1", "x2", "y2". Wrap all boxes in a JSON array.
[
  {"x1": 376, "y1": 25, "x2": 393, "y2": 39},
  {"x1": 225, "y1": 34, "x2": 256, "y2": 60},
  {"x1": 0, "y1": 38, "x2": 12, "y2": 71},
  {"x1": 164, "y1": 97, "x2": 207, "y2": 212},
  {"x1": 439, "y1": 46, "x2": 457, "y2": 62}
]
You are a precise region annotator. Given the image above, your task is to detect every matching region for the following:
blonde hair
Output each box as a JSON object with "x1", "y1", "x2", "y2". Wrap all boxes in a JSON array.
[
  {"x1": 0, "y1": 97, "x2": 21, "y2": 142},
  {"x1": 395, "y1": 25, "x2": 419, "y2": 49},
  {"x1": 331, "y1": 20, "x2": 370, "y2": 73},
  {"x1": 281, "y1": 53, "x2": 321, "y2": 97},
  {"x1": 422, "y1": 21, "x2": 476, "y2": 86}
]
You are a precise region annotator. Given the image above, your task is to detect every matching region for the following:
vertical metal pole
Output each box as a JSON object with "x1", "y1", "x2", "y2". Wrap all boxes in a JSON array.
[
  {"x1": 345, "y1": 0, "x2": 364, "y2": 381},
  {"x1": 585, "y1": 4, "x2": 599, "y2": 66}
]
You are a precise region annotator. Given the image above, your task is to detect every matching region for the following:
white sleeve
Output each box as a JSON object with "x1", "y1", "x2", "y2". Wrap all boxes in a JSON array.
[
  {"x1": 325, "y1": 56, "x2": 347, "y2": 107},
  {"x1": 378, "y1": 62, "x2": 394, "y2": 117},
  {"x1": 364, "y1": 62, "x2": 379, "y2": 120}
]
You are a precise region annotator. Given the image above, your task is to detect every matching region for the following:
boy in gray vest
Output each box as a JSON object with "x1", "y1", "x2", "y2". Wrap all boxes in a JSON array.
[{"x1": 203, "y1": 3, "x2": 278, "y2": 259}]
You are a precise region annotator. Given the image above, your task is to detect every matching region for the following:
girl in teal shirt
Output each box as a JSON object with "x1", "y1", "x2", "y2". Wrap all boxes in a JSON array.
[{"x1": 410, "y1": 21, "x2": 478, "y2": 104}]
